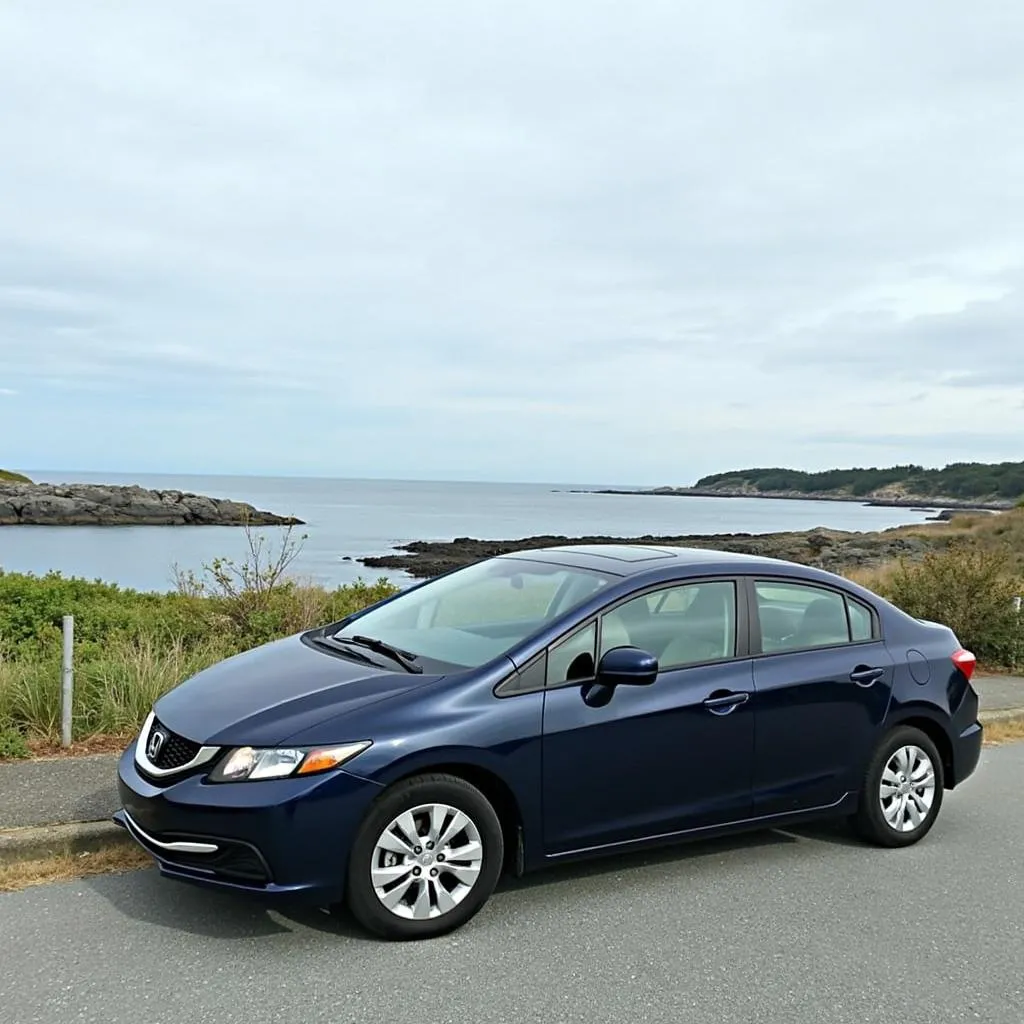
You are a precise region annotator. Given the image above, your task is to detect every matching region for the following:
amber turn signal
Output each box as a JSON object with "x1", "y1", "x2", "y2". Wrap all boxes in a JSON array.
[{"x1": 296, "y1": 741, "x2": 372, "y2": 776}]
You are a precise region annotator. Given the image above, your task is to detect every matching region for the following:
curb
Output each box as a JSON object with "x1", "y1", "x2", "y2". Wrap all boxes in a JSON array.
[
  {"x1": 0, "y1": 820, "x2": 134, "y2": 866},
  {"x1": 979, "y1": 707, "x2": 1024, "y2": 723}
]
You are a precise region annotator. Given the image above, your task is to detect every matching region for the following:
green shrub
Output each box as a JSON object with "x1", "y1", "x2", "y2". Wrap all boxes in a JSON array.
[
  {"x1": 0, "y1": 525, "x2": 400, "y2": 743},
  {"x1": 0, "y1": 726, "x2": 30, "y2": 759},
  {"x1": 878, "y1": 540, "x2": 1024, "y2": 668}
]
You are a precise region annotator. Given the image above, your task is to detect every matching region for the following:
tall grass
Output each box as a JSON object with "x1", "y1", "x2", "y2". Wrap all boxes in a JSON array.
[{"x1": 0, "y1": 525, "x2": 398, "y2": 751}]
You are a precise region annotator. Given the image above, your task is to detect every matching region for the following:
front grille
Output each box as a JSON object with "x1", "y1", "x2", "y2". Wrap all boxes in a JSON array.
[{"x1": 149, "y1": 718, "x2": 201, "y2": 770}]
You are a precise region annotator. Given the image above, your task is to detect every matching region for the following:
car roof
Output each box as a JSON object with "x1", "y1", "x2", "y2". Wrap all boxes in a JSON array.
[{"x1": 497, "y1": 543, "x2": 793, "y2": 577}]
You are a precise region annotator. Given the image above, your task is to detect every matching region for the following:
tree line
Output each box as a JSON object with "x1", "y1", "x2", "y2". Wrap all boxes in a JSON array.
[{"x1": 695, "y1": 461, "x2": 1024, "y2": 501}]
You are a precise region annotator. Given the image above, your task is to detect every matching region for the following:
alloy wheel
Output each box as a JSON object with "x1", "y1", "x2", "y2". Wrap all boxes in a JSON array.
[
  {"x1": 370, "y1": 803, "x2": 484, "y2": 920},
  {"x1": 878, "y1": 744, "x2": 936, "y2": 833}
]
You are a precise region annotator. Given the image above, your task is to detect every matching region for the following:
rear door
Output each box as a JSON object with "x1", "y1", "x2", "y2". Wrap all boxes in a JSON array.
[{"x1": 747, "y1": 577, "x2": 894, "y2": 816}]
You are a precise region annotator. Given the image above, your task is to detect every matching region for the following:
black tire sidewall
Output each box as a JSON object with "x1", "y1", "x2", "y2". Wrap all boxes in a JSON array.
[
  {"x1": 857, "y1": 725, "x2": 945, "y2": 848},
  {"x1": 345, "y1": 773, "x2": 504, "y2": 940}
]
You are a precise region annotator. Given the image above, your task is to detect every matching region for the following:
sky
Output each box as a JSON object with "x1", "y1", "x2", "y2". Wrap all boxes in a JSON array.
[{"x1": 1, "y1": 0, "x2": 1022, "y2": 486}]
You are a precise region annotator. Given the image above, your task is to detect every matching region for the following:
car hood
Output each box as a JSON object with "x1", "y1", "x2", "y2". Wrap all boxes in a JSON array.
[{"x1": 152, "y1": 633, "x2": 429, "y2": 747}]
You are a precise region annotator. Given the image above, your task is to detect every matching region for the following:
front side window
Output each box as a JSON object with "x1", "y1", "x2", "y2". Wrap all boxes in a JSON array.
[
  {"x1": 755, "y1": 580, "x2": 874, "y2": 653},
  {"x1": 332, "y1": 557, "x2": 615, "y2": 669},
  {"x1": 600, "y1": 580, "x2": 737, "y2": 668},
  {"x1": 546, "y1": 622, "x2": 597, "y2": 686}
]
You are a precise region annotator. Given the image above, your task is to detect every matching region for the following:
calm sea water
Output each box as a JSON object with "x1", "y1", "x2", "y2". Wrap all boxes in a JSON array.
[{"x1": 1, "y1": 472, "x2": 939, "y2": 593}]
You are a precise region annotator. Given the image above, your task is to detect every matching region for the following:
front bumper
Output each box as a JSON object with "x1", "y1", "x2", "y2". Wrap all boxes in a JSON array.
[{"x1": 115, "y1": 742, "x2": 383, "y2": 905}]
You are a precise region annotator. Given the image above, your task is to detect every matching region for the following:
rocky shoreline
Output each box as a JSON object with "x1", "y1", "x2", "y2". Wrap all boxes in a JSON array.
[
  {"x1": 358, "y1": 525, "x2": 945, "y2": 580},
  {"x1": 564, "y1": 486, "x2": 1012, "y2": 512},
  {"x1": 0, "y1": 481, "x2": 303, "y2": 527}
]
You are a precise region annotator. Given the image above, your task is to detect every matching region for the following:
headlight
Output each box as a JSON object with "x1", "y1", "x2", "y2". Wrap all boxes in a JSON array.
[{"x1": 209, "y1": 741, "x2": 372, "y2": 783}]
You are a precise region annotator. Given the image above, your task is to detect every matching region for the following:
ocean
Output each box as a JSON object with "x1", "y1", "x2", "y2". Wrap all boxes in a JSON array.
[{"x1": 1, "y1": 472, "x2": 939, "y2": 593}]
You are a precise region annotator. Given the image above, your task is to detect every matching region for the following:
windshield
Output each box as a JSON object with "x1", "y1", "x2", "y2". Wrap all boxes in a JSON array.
[{"x1": 332, "y1": 557, "x2": 616, "y2": 669}]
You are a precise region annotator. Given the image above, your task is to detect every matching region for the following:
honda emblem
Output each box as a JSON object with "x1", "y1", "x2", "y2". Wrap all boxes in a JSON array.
[{"x1": 146, "y1": 727, "x2": 167, "y2": 762}]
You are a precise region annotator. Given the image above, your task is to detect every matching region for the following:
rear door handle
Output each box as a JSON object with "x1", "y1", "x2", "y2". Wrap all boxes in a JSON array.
[
  {"x1": 703, "y1": 691, "x2": 750, "y2": 715},
  {"x1": 850, "y1": 666, "x2": 885, "y2": 686}
]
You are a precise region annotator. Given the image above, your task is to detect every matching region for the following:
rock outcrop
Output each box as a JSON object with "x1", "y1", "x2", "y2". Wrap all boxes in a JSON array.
[
  {"x1": 358, "y1": 527, "x2": 938, "y2": 579},
  {"x1": 0, "y1": 482, "x2": 303, "y2": 527},
  {"x1": 570, "y1": 486, "x2": 1013, "y2": 511}
]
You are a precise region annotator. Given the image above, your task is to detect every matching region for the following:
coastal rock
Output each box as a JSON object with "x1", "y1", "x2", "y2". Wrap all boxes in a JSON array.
[
  {"x1": 0, "y1": 481, "x2": 303, "y2": 527},
  {"x1": 577, "y1": 486, "x2": 1012, "y2": 512},
  {"x1": 358, "y1": 527, "x2": 941, "y2": 579}
]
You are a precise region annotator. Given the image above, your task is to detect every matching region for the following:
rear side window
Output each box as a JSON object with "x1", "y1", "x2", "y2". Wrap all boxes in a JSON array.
[
  {"x1": 847, "y1": 598, "x2": 874, "y2": 642},
  {"x1": 754, "y1": 581, "x2": 876, "y2": 653}
]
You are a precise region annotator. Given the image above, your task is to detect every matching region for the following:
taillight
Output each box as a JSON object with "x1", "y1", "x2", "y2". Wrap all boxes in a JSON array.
[{"x1": 952, "y1": 647, "x2": 976, "y2": 681}]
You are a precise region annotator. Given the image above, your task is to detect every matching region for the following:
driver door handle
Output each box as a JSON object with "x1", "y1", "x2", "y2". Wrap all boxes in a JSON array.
[
  {"x1": 850, "y1": 666, "x2": 885, "y2": 686},
  {"x1": 703, "y1": 691, "x2": 750, "y2": 715}
]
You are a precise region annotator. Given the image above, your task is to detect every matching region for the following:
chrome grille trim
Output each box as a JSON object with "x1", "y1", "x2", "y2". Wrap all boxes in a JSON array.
[
  {"x1": 121, "y1": 809, "x2": 219, "y2": 854},
  {"x1": 134, "y1": 711, "x2": 221, "y2": 779}
]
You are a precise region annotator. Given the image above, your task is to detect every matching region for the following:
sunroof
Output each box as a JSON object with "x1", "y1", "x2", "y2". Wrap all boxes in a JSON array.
[{"x1": 548, "y1": 544, "x2": 677, "y2": 563}]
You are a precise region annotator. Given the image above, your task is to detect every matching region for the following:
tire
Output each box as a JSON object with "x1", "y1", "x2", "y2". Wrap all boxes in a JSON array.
[
  {"x1": 345, "y1": 773, "x2": 504, "y2": 940},
  {"x1": 852, "y1": 725, "x2": 945, "y2": 848}
]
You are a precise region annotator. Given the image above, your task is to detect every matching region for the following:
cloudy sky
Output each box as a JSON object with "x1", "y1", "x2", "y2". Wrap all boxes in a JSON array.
[{"x1": 1, "y1": 1, "x2": 1022, "y2": 485}]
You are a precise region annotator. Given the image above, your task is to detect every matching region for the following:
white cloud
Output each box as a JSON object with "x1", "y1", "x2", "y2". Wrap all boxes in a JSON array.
[{"x1": 0, "y1": 0, "x2": 1022, "y2": 482}]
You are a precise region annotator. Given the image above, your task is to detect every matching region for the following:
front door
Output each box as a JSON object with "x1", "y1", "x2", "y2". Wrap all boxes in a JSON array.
[
  {"x1": 541, "y1": 578, "x2": 756, "y2": 857},
  {"x1": 748, "y1": 577, "x2": 895, "y2": 816}
]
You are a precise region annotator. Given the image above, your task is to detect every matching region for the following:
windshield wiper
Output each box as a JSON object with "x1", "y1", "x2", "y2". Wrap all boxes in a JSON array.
[
  {"x1": 311, "y1": 634, "x2": 379, "y2": 667},
  {"x1": 334, "y1": 634, "x2": 423, "y2": 674}
]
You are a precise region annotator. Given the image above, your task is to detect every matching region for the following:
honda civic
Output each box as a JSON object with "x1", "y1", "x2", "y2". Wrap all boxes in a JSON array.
[{"x1": 115, "y1": 544, "x2": 983, "y2": 939}]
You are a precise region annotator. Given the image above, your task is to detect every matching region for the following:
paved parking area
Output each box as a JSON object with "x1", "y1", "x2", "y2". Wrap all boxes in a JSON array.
[{"x1": 1, "y1": 743, "x2": 1021, "y2": 1024}]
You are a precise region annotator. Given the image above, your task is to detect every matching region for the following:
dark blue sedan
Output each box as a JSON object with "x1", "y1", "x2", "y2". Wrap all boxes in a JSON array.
[{"x1": 115, "y1": 544, "x2": 983, "y2": 939}]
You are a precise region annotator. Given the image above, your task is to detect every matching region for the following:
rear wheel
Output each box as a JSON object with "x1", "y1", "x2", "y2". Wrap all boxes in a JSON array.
[
  {"x1": 853, "y1": 726, "x2": 944, "y2": 847},
  {"x1": 345, "y1": 773, "x2": 504, "y2": 940}
]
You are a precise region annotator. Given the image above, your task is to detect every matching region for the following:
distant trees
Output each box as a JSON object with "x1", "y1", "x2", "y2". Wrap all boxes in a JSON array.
[{"x1": 695, "y1": 461, "x2": 1024, "y2": 501}]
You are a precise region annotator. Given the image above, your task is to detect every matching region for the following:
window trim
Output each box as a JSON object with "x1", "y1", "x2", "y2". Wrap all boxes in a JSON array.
[{"x1": 744, "y1": 575, "x2": 882, "y2": 658}]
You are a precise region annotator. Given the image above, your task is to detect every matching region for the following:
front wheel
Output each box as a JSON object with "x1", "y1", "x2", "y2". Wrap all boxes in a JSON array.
[
  {"x1": 853, "y1": 726, "x2": 944, "y2": 848},
  {"x1": 345, "y1": 773, "x2": 504, "y2": 940}
]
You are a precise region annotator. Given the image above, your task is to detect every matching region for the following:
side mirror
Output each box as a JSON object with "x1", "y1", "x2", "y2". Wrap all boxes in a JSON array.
[{"x1": 596, "y1": 646, "x2": 658, "y2": 687}]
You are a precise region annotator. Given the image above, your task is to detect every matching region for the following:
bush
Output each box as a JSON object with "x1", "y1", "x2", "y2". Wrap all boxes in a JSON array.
[
  {"x1": 0, "y1": 725, "x2": 30, "y2": 759},
  {"x1": 877, "y1": 540, "x2": 1024, "y2": 668},
  {"x1": 0, "y1": 525, "x2": 400, "y2": 745}
]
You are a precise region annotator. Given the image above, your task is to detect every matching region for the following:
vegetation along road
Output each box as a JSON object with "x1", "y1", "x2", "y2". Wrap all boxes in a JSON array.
[{"x1": 1, "y1": 742, "x2": 1021, "y2": 1024}]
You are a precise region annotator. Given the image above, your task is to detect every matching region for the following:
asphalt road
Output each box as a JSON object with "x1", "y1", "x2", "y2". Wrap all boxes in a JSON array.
[{"x1": 1, "y1": 743, "x2": 1022, "y2": 1024}]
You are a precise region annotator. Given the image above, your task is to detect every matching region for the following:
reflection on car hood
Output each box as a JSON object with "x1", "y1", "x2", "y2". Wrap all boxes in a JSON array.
[{"x1": 152, "y1": 633, "x2": 428, "y2": 747}]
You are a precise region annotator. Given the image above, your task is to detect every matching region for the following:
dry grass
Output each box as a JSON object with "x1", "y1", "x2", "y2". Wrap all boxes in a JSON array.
[
  {"x1": 982, "y1": 715, "x2": 1024, "y2": 746},
  {"x1": 21, "y1": 732, "x2": 133, "y2": 761},
  {"x1": 0, "y1": 844, "x2": 153, "y2": 893},
  {"x1": 886, "y1": 506, "x2": 1024, "y2": 566}
]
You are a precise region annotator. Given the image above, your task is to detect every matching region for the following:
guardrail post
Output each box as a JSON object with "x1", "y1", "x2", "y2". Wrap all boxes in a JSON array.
[{"x1": 61, "y1": 615, "x2": 74, "y2": 748}]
